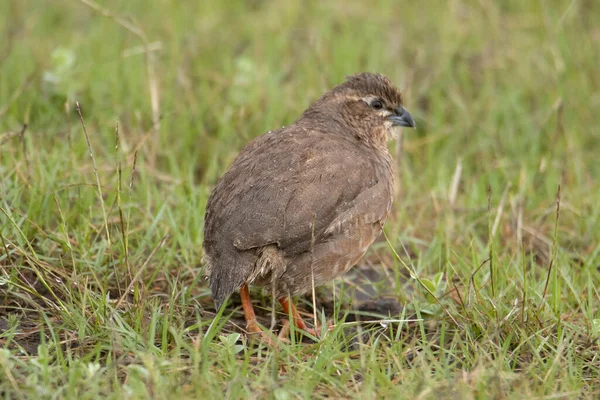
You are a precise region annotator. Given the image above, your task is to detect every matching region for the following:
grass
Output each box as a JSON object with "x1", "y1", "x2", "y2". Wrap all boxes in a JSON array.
[{"x1": 1, "y1": 0, "x2": 599, "y2": 398}]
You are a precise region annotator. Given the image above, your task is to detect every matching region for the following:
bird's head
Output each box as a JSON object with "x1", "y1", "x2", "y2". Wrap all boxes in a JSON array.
[{"x1": 302, "y1": 73, "x2": 416, "y2": 145}]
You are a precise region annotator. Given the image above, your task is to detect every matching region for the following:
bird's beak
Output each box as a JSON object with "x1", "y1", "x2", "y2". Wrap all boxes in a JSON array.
[{"x1": 387, "y1": 107, "x2": 416, "y2": 128}]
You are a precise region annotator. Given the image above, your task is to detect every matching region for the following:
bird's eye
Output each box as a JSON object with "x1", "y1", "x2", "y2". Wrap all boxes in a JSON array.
[{"x1": 371, "y1": 99, "x2": 383, "y2": 110}]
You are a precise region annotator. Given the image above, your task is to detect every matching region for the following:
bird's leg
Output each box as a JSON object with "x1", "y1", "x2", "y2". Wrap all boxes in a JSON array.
[
  {"x1": 278, "y1": 296, "x2": 318, "y2": 337},
  {"x1": 239, "y1": 285, "x2": 280, "y2": 346},
  {"x1": 240, "y1": 284, "x2": 263, "y2": 334}
]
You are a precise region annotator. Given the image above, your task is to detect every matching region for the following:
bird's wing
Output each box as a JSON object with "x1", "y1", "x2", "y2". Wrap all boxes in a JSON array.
[{"x1": 204, "y1": 127, "x2": 392, "y2": 257}]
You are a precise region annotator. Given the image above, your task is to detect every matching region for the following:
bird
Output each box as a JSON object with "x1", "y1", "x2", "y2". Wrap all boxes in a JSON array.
[{"x1": 203, "y1": 72, "x2": 416, "y2": 339}]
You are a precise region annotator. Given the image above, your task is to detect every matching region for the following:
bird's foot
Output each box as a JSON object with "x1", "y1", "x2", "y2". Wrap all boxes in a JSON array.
[
  {"x1": 246, "y1": 319, "x2": 335, "y2": 345},
  {"x1": 279, "y1": 319, "x2": 321, "y2": 340},
  {"x1": 245, "y1": 320, "x2": 279, "y2": 346}
]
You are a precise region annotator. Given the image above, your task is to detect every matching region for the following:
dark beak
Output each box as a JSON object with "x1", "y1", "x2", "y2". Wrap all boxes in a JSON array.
[{"x1": 388, "y1": 106, "x2": 416, "y2": 128}]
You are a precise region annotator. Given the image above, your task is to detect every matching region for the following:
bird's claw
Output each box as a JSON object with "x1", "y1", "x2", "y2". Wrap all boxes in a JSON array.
[{"x1": 279, "y1": 319, "x2": 325, "y2": 340}]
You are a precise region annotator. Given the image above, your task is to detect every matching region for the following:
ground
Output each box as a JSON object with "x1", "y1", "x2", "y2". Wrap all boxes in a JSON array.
[{"x1": 1, "y1": 1, "x2": 599, "y2": 399}]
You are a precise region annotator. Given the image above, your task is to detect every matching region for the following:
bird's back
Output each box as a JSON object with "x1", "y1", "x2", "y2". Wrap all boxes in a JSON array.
[{"x1": 203, "y1": 123, "x2": 393, "y2": 308}]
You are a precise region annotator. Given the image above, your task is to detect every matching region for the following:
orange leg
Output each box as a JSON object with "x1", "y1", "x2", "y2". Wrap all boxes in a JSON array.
[
  {"x1": 240, "y1": 284, "x2": 262, "y2": 333},
  {"x1": 278, "y1": 297, "x2": 317, "y2": 336}
]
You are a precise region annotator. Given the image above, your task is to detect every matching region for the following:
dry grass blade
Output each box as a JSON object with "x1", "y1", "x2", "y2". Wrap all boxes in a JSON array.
[
  {"x1": 338, "y1": 318, "x2": 422, "y2": 327},
  {"x1": 130, "y1": 150, "x2": 138, "y2": 189},
  {"x1": 448, "y1": 157, "x2": 462, "y2": 207},
  {"x1": 491, "y1": 182, "x2": 512, "y2": 238},
  {"x1": 468, "y1": 257, "x2": 491, "y2": 306},
  {"x1": 487, "y1": 185, "x2": 494, "y2": 297},
  {"x1": 114, "y1": 233, "x2": 169, "y2": 310},
  {"x1": 19, "y1": 123, "x2": 29, "y2": 180},
  {"x1": 52, "y1": 191, "x2": 77, "y2": 277},
  {"x1": 538, "y1": 184, "x2": 562, "y2": 315},
  {"x1": 75, "y1": 102, "x2": 111, "y2": 247},
  {"x1": 115, "y1": 122, "x2": 133, "y2": 283}
]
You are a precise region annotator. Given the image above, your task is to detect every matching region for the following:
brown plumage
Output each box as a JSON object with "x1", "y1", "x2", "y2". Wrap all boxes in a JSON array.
[{"x1": 203, "y1": 72, "x2": 416, "y2": 336}]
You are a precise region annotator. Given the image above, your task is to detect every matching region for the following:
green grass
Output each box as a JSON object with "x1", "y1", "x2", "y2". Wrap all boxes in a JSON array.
[{"x1": 1, "y1": 0, "x2": 599, "y2": 398}]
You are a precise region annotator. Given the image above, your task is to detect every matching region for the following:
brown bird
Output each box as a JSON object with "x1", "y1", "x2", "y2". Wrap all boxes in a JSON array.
[{"x1": 203, "y1": 72, "x2": 415, "y2": 338}]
